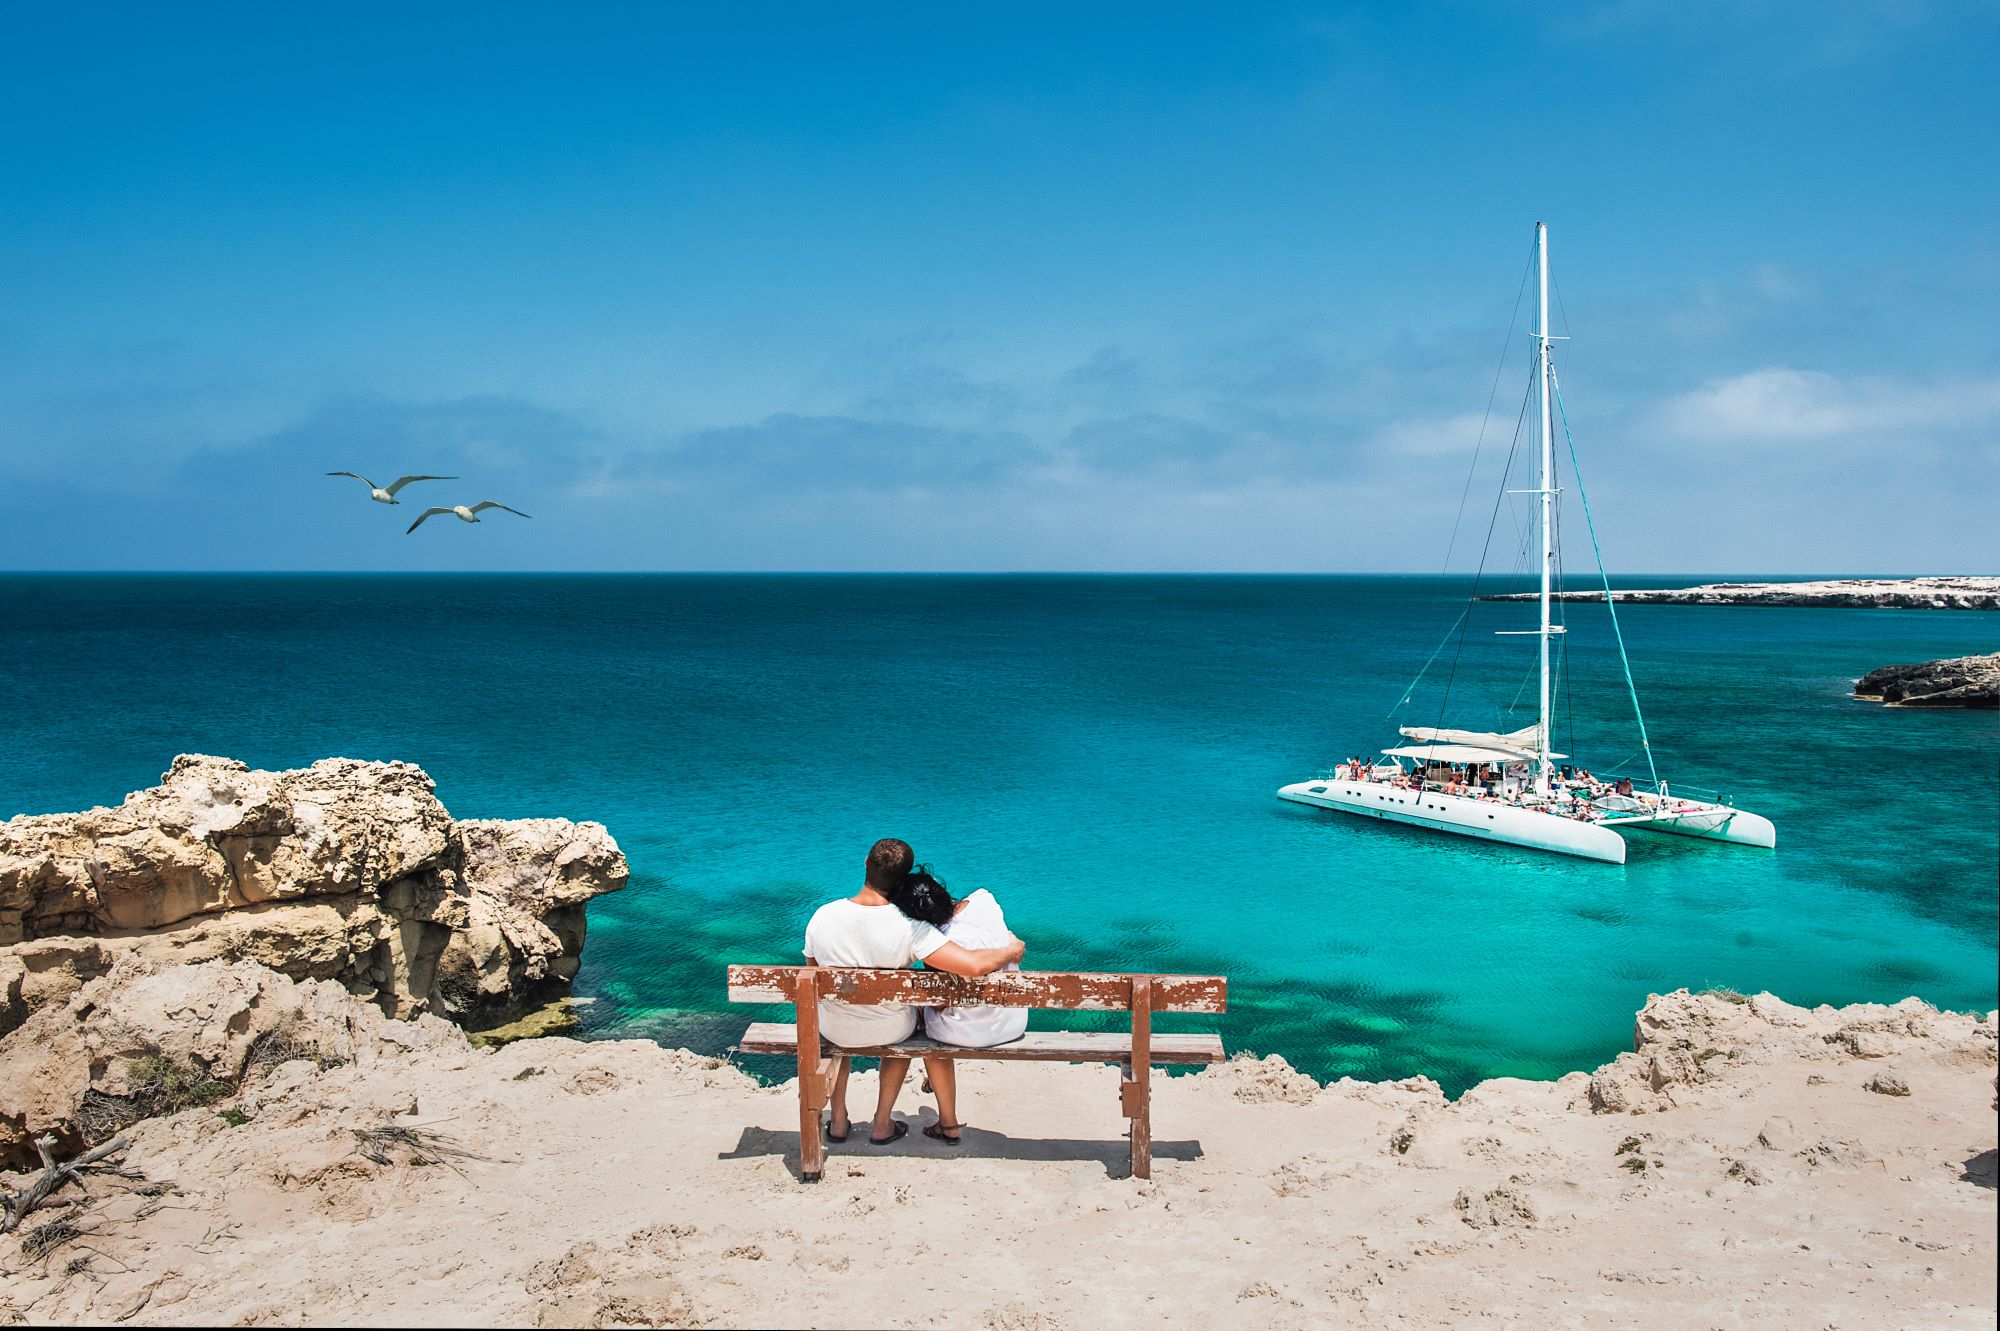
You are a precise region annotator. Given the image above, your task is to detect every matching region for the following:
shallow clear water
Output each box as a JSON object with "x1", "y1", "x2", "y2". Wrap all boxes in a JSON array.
[{"x1": 2, "y1": 573, "x2": 1993, "y2": 1093}]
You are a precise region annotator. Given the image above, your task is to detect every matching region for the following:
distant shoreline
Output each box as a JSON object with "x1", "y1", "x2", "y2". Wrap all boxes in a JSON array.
[
  {"x1": 1480, "y1": 576, "x2": 1999, "y2": 610},
  {"x1": 0, "y1": 569, "x2": 1982, "y2": 581}
]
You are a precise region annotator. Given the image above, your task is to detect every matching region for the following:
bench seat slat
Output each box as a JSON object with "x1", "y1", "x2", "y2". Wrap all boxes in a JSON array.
[
  {"x1": 727, "y1": 965, "x2": 1226, "y2": 1013},
  {"x1": 738, "y1": 1021, "x2": 1226, "y2": 1065}
]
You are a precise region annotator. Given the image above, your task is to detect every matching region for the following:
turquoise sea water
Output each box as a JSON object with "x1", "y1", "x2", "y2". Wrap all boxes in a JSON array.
[{"x1": 1, "y1": 574, "x2": 1993, "y2": 1093}]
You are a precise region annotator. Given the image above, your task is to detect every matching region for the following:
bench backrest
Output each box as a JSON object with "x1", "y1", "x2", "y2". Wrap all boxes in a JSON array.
[{"x1": 726, "y1": 964, "x2": 1227, "y2": 1013}]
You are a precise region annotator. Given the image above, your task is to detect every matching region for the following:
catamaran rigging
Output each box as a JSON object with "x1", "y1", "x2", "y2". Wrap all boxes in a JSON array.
[{"x1": 1277, "y1": 223, "x2": 1777, "y2": 864}]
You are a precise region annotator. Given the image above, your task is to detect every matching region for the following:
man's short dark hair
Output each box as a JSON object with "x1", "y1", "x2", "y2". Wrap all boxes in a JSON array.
[{"x1": 865, "y1": 837, "x2": 914, "y2": 892}]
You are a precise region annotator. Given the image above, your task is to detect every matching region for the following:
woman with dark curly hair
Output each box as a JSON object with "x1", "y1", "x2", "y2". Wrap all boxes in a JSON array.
[{"x1": 886, "y1": 864, "x2": 1028, "y2": 1144}]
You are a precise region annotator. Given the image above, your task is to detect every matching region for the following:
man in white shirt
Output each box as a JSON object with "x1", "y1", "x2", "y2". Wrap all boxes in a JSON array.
[{"x1": 802, "y1": 838, "x2": 1025, "y2": 1144}]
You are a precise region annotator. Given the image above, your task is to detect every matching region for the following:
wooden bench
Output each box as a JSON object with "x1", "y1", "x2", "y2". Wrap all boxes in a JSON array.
[{"x1": 727, "y1": 964, "x2": 1228, "y2": 1181}]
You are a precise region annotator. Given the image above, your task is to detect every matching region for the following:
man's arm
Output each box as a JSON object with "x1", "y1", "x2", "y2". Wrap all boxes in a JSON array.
[{"x1": 922, "y1": 934, "x2": 1026, "y2": 978}]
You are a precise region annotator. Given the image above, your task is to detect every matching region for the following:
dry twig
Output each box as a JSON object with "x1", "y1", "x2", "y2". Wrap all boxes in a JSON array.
[
  {"x1": 349, "y1": 1120, "x2": 487, "y2": 1177},
  {"x1": 2, "y1": 1135, "x2": 132, "y2": 1235}
]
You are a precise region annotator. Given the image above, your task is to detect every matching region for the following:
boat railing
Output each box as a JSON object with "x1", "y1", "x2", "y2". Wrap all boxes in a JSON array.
[{"x1": 1594, "y1": 775, "x2": 1739, "y2": 807}]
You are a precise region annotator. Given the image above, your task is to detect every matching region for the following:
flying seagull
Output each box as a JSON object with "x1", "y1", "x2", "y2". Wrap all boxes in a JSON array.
[
  {"x1": 326, "y1": 472, "x2": 457, "y2": 505},
  {"x1": 406, "y1": 501, "x2": 533, "y2": 534}
]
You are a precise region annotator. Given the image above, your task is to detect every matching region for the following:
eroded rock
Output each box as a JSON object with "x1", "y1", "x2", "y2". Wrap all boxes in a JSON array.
[
  {"x1": 1583, "y1": 990, "x2": 1990, "y2": 1114},
  {"x1": 1453, "y1": 1185, "x2": 1537, "y2": 1229},
  {"x1": 0, "y1": 955, "x2": 463, "y2": 1167},
  {"x1": 1201, "y1": 1053, "x2": 1321, "y2": 1105},
  {"x1": 1864, "y1": 1071, "x2": 1912, "y2": 1097},
  {"x1": 1854, "y1": 653, "x2": 2000, "y2": 709},
  {"x1": 0, "y1": 756, "x2": 626, "y2": 1032}
]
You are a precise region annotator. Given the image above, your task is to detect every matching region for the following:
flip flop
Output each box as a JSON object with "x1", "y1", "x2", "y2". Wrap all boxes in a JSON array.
[
  {"x1": 868, "y1": 1120, "x2": 910, "y2": 1146},
  {"x1": 923, "y1": 1121, "x2": 963, "y2": 1145},
  {"x1": 824, "y1": 1120, "x2": 850, "y2": 1143}
]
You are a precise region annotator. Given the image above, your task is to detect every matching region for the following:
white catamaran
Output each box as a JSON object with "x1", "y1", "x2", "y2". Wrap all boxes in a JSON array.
[{"x1": 1278, "y1": 224, "x2": 1776, "y2": 865}]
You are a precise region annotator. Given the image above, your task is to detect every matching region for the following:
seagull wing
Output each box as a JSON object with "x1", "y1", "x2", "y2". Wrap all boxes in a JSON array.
[
  {"x1": 327, "y1": 471, "x2": 377, "y2": 489},
  {"x1": 406, "y1": 508, "x2": 453, "y2": 534},
  {"x1": 468, "y1": 502, "x2": 532, "y2": 519},
  {"x1": 383, "y1": 474, "x2": 457, "y2": 496}
]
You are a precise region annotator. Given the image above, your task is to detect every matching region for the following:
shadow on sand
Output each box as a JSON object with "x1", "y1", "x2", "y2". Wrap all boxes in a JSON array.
[
  {"x1": 1961, "y1": 1149, "x2": 1996, "y2": 1189},
  {"x1": 719, "y1": 1122, "x2": 1202, "y2": 1182}
]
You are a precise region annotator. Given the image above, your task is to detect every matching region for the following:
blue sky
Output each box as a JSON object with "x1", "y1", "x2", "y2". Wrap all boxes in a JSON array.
[{"x1": 1, "y1": 2, "x2": 1995, "y2": 572}]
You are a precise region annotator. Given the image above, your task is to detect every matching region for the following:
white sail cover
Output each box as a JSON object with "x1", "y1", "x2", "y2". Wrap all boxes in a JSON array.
[
  {"x1": 1397, "y1": 724, "x2": 1549, "y2": 760},
  {"x1": 1381, "y1": 743, "x2": 1533, "y2": 764}
]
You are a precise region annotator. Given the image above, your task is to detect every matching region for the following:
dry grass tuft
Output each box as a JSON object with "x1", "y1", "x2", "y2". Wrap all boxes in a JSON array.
[{"x1": 350, "y1": 1121, "x2": 486, "y2": 1176}]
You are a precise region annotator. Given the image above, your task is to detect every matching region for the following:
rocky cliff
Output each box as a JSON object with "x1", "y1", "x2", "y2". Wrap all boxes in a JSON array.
[
  {"x1": 1853, "y1": 653, "x2": 2000, "y2": 709},
  {"x1": 0, "y1": 755, "x2": 626, "y2": 1047},
  {"x1": 0, "y1": 954, "x2": 467, "y2": 1168}
]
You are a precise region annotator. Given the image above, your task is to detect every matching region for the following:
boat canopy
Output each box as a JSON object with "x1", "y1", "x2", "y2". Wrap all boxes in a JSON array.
[
  {"x1": 1381, "y1": 742, "x2": 1565, "y2": 765},
  {"x1": 1398, "y1": 724, "x2": 1546, "y2": 760}
]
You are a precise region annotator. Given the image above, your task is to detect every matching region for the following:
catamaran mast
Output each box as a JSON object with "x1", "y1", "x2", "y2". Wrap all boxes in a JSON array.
[{"x1": 1535, "y1": 222, "x2": 1556, "y2": 795}]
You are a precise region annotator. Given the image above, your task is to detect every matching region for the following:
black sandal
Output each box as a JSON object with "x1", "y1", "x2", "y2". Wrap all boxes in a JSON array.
[
  {"x1": 825, "y1": 1119, "x2": 850, "y2": 1143},
  {"x1": 923, "y1": 1121, "x2": 963, "y2": 1145},
  {"x1": 868, "y1": 1120, "x2": 910, "y2": 1145}
]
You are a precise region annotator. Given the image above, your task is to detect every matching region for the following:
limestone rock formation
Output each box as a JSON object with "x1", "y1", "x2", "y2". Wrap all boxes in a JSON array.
[
  {"x1": 1853, "y1": 653, "x2": 2000, "y2": 709},
  {"x1": 0, "y1": 955, "x2": 465, "y2": 1168},
  {"x1": 1584, "y1": 988, "x2": 1993, "y2": 1114},
  {"x1": 0, "y1": 756, "x2": 626, "y2": 1037}
]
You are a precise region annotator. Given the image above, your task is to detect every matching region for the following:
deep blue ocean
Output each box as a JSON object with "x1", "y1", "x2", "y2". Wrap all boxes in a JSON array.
[{"x1": 2, "y1": 574, "x2": 1993, "y2": 1093}]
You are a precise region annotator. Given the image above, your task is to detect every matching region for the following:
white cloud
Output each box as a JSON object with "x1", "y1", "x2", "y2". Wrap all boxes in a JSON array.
[
  {"x1": 1657, "y1": 367, "x2": 2000, "y2": 442},
  {"x1": 1361, "y1": 412, "x2": 1497, "y2": 460}
]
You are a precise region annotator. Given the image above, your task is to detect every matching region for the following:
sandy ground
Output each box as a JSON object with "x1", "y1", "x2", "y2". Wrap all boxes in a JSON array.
[{"x1": 2, "y1": 995, "x2": 1994, "y2": 1329}]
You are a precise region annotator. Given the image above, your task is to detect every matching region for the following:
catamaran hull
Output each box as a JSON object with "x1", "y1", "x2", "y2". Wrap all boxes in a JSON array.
[
  {"x1": 1610, "y1": 805, "x2": 1777, "y2": 849},
  {"x1": 1277, "y1": 778, "x2": 1628, "y2": 864}
]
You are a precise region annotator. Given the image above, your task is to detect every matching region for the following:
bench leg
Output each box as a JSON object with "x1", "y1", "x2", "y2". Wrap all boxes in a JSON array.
[
  {"x1": 1121, "y1": 1063, "x2": 1153, "y2": 1180},
  {"x1": 1123, "y1": 976, "x2": 1154, "y2": 1180},
  {"x1": 799, "y1": 1088, "x2": 823, "y2": 1181},
  {"x1": 795, "y1": 968, "x2": 825, "y2": 1181}
]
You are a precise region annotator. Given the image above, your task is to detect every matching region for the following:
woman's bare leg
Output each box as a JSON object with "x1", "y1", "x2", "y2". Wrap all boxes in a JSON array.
[
  {"x1": 870, "y1": 1057, "x2": 911, "y2": 1140},
  {"x1": 924, "y1": 1056, "x2": 960, "y2": 1135},
  {"x1": 828, "y1": 1057, "x2": 852, "y2": 1136}
]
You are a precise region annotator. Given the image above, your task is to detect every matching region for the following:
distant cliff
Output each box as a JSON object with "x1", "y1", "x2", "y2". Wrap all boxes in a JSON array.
[
  {"x1": 0, "y1": 755, "x2": 626, "y2": 1043},
  {"x1": 1854, "y1": 654, "x2": 2000, "y2": 709},
  {"x1": 1480, "y1": 576, "x2": 1999, "y2": 610}
]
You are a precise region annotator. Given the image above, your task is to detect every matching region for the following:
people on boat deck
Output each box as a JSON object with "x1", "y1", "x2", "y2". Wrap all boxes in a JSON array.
[
  {"x1": 802, "y1": 838, "x2": 1025, "y2": 1145},
  {"x1": 1365, "y1": 756, "x2": 1654, "y2": 807}
]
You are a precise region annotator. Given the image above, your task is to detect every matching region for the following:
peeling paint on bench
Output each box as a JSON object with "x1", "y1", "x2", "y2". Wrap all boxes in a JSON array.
[{"x1": 726, "y1": 965, "x2": 1228, "y2": 1013}]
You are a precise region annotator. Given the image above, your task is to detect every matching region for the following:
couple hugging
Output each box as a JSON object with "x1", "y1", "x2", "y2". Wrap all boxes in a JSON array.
[{"x1": 801, "y1": 837, "x2": 1028, "y2": 1146}]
